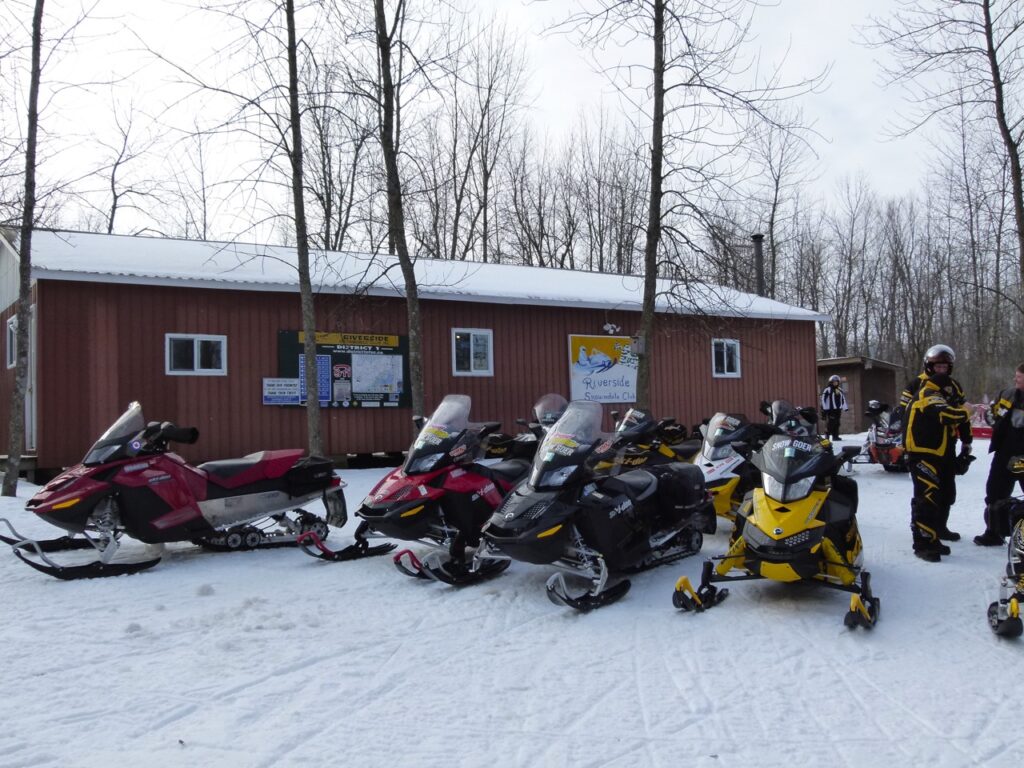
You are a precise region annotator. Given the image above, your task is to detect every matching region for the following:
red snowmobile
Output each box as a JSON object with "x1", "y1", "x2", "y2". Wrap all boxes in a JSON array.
[
  {"x1": 0, "y1": 402, "x2": 391, "y2": 580},
  {"x1": 301, "y1": 394, "x2": 534, "y2": 585}
]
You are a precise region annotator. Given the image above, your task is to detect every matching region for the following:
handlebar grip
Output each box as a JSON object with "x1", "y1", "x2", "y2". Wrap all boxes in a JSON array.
[{"x1": 161, "y1": 423, "x2": 200, "y2": 444}]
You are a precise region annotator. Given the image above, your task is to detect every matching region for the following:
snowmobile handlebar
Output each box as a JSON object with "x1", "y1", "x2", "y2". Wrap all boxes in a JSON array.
[{"x1": 144, "y1": 421, "x2": 199, "y2": 446}]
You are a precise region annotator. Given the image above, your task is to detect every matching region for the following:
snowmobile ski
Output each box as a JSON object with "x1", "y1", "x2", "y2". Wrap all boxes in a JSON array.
[
  {"x1": 296, "y1": 530, "x2": 396, "y2": 562},
  {"x1": 419, "y1": 554, "x2": 511, "y2": 586},
  {"x1": 672, "y1": 562, "x2": 729, "y2": 612},
  {"x1": 392, "y1": 548, "x2": 431, "y2": 578},
  {"x1": 844, "y1": 571, "x2": 880, "y2": 629},
  {"x1": 0, "y1": 519, "x2": 94, "y2": 552},
  {"x1": 987, "y1": 578, "x2": 1024, "y2": 638},
  {"x1": 545, "y1": 572, "x2": 631, "y2": 612},
  {"x1": 12, "y1": 544, "x2": 160, "y2": 581}
]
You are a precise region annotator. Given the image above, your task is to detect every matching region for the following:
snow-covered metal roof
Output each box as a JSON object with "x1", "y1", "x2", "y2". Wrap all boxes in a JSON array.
[{"x1": 24, "y1": 229, "x2": 830, "y2": 322}]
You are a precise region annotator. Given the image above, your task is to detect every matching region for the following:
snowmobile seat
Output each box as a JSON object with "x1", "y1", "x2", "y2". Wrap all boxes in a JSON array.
[
  {"x1": 477, "y1": 458, "x2": 531, "y2": 484},
  {"x1": 601, "y1": 469, "x2": 658, "y2": 502}
]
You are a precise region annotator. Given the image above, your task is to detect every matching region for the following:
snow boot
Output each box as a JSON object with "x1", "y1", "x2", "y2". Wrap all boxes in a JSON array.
[
  {"x1": 913, "y1": 539, "x2": 943, "y2": 562},
  {"x1": 938, "y1": 528, "x2": 961, "y2": 542},
  {"x1": 974, "y1": 530, "x2": 1005, "y2": 547}
]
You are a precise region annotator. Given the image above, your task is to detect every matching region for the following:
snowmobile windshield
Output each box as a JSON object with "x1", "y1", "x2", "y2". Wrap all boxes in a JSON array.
[
  {"x1": 701, "y1": 412, "x2": 751, "y2": 461},
  {"x1": 83, "y1": 402, "x2": 147, "y2": 465},
  {"x1": 405, "y1": 394, "x2": 472, "y2": 474},
  {"x1": 769, "y1": 399, "x2": 816, "y2": 438},
  {"x1": 753, "y1": 434, "x2": 833, "y2": 502},
  {"x1": 530, "y1": 400, "x2": 605, "y2": 490},
  {"x1": 615, "y1": 408, "x2": 658, "y2": 441},
  {"x1": 533, "y1": 393, "x2": 569, "y2": 427}
]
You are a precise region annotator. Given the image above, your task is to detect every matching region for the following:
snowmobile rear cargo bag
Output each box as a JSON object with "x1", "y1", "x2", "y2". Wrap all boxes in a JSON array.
[
  {"x1": 652, "y1": 463, "x2": 707, "y2": 509},
  {"x1": 286, "y1": 456, "x2": 335, "y2": 498}
]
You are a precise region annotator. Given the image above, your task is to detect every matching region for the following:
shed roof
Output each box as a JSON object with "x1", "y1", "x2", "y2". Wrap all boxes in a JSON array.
[{"x1": 18, "y1": 229, "x2": 829, "y2": 322}]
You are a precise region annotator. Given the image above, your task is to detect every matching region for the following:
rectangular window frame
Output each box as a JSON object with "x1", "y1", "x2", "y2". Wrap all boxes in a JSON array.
[
  {"x1": 165, "y1": 333, "x2": 228, "y2": 376},
  {"x1": 711, "y1": 338, "x2": 741, "y2": 379},
  {"x1": 451, "y1": 328, "x2": 494, "y2": 377},
  {"x1": 5, "y1": 316, "x2": 15, "y2": 369}
]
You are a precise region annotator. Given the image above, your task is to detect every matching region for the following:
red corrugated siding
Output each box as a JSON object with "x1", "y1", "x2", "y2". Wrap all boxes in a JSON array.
[{"x1": 34, "y1": 280, "x2": 819, "y2": 468}]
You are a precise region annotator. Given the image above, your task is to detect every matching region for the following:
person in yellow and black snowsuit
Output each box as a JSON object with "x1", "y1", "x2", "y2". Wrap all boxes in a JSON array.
[{"x1": 904, "y1": 345, "x2": 974, "y2": 562}]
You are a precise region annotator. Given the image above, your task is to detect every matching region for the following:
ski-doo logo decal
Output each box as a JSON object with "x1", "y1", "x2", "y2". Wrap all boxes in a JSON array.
[
  {"x1": 147, "y1": 474, "x2": 172, "y2": 485},
  {"x1": 609, "y1": 499, "x2": 632, "y2": 517},
  {"x1": 773, "y1": 527, "x2": 784, "y2": 535},
  {"x1": 124, "y1": 462, "x2": 149, "y2": 473},
  {"x1": 449, "y1": 444, "x2": 467, "y2": 458},
  {"x1": 504, "y1": 511, "x2": 515, "y2": 520},
  {"x1": 130, "y1": 440, "x2": 142, "y2": 451},
  {"x1": 596, "y1": 440, "x2": 614, "y2": 454}
]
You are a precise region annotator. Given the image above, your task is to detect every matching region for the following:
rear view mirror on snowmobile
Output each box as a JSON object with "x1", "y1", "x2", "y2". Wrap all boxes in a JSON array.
[
  {"x1": 799, "y1": 406, "x2": 819, "y2": 424},
  {"x1": 759, "y1": 401, "x2": 772, "y2": 417},
  {"x1": 412, "y1": 415, "x2": 426, "y2": 430},
  {"x1": 160, "y1": 423, "x2": 199, "y2": 445},
  {"x1": 479, "y1": 422, "x2": 501, "y2": 437},
  {"x1": 515, "y1": 417, "x2": 528, "y2": 427}
]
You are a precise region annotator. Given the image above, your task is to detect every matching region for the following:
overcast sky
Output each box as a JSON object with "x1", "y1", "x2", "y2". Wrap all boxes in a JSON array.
[
  {"x1": 17, "y1": 0, "x2": 936, "y2": 230},
  {"x1": 490, "y1": 0, "x2": 931, "y2": 200}
]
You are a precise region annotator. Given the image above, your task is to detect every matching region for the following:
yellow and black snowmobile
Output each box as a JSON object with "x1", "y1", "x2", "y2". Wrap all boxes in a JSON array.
[
  {"x1": 589, "y1": 408, "x2": 701, "y2": 476},
  {"x1": 673, "y1": 401, "x2": 879, "y2": 629}
]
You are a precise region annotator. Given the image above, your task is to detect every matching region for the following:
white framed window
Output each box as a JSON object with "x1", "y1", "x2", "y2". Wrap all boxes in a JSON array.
[
  {"x1": 165, "y1": 333, "x2": 227, "y2": 376},
  {"x1": 5, "y1": 316, "x2": 15, "y2": 369},
  {"x1": 712, "y1": 338, "x2": 741, "y2": 378},
  {"x1": 452, "y1": 328, "x2": 493, "y2": 377}
]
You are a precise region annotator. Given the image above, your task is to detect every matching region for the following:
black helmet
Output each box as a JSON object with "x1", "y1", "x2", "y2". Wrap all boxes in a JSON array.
[
  {"x1": 829, "y1": 374, "x2": 840, "y2": 384},
  {"x1": 923, "y1": 344, "x2": 955, "y2": 376}
]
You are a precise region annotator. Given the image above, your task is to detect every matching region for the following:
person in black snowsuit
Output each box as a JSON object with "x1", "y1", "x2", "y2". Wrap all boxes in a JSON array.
[
  {"x1": 975, "y1": 363, "x2": 1024, "y2": 546},
  {"x1": 820, "y1": 375, "x2": 847, "y2": 441},
  {"x1": 904, "y1": 345, "x2": 973, "y2": 562}
]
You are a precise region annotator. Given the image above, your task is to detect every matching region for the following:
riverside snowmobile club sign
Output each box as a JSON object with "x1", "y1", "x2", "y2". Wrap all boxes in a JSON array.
[
  {"x1": 274, "y1": 331, "x2": 411, "y2": 408},
  {"x1": 568, "y1": 334, "x2": 638, "y2": 403}
]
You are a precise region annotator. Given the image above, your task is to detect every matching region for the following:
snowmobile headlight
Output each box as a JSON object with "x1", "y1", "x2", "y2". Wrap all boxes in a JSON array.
[
  {"x1": 762, "y1": 474, "x2": 815, "y2": 502},
  {"x1": 407, "y1": 453, "x2": 444, "y2": 474},
  {"x1": 539, "y1": 465, "x2": 577, "y2": 488},
  {"x1": 703, "y1": 444, "x2": 732, "y2": 461}
]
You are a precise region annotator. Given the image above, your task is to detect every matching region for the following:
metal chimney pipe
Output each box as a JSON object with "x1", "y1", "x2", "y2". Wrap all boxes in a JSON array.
[{"x1": 751, "y1": 233, "x2": 765, "y2": 297}]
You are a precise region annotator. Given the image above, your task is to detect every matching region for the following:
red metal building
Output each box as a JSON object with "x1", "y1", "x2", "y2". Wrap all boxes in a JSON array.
[{"x1": 1, "y1": 229, "x2": 827, "y2": 473}]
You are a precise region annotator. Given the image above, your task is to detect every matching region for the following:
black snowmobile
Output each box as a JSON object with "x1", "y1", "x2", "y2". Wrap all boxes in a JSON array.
[
  {"x1": 986, "y1": 458, "x2": 1024, "y2": 638},
  {"x1": 674, "y1": 400, "x2": 879, "y2": 629},
  {"x1": 477, "y1": 400, "x2": 715, "y2": 611},
  {"x1": 590, "y1": 407, "x2": 703, "y2": 474},
  {"x1": 482, "y1": 393, "x2": 569, "y2": 461}
]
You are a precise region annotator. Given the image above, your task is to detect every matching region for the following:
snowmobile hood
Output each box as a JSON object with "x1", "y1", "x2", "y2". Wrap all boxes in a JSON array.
[{"x1": 485, "y1": 487, "x2": 567, "y2": 535}]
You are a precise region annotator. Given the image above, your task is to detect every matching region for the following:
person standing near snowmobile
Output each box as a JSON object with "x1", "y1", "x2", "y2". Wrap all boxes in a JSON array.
[
  {"x1": 975, "y1": 363, "x2": 1024, "y2": 547},
  {"x1": 904, "y1": 345, "x2": 974, "y2": 562},
  {"x1": 820, "y1": 375, "x2": 848, "y2": 441}
]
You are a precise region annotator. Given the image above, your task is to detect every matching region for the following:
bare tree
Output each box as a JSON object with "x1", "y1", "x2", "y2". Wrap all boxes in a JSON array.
[
  {"x1": 869, "y1": 0, "x2": 1024, "y2": 295},
  {"x1": 557, "y1": 0, "x2": 820, "y2": 408},
  {"x1": 3, "y1": 0, "x2": 44, "y2": 496},
  {"x1": 156, "y1": 0, "x2": 329, "y2": 453}
]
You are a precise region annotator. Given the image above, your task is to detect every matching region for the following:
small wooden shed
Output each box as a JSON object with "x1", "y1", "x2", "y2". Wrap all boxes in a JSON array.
[{"x1": 817, "y1": 356, "x2": 908, "y2": 434}]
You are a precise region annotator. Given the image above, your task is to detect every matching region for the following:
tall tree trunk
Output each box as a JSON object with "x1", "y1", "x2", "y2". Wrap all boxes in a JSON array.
[
  {"x1": 285, "y1": 0, "x2": 322, "y2": 456},
  {"x1": 3, "y1": 0, "x2": 44, "y2": 495},
  {"x1": 982, "y1": 0, "x2": 1024, "y2": 295},
  {"x1": 374, "y1": 0, "x2": 425, "y2": 422},
  {"x1": 636, "y1": 0, "x2": 664, "y2": 411},
  {"x1": 3, "y1": 0, "x2": 44, "y2": 497}
]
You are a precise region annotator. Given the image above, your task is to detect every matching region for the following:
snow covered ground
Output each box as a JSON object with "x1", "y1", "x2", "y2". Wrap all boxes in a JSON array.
[{"x1": 0, "y1": 437, "x2": 1020, "y2": 768}]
